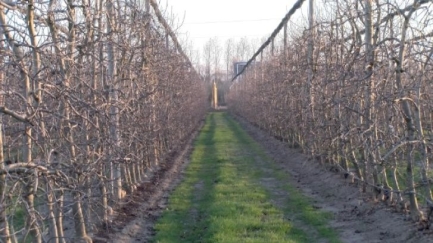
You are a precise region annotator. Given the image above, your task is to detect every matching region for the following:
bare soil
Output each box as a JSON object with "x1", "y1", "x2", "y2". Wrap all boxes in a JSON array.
[
  {"x1": 233, "y1": 114, "x2": 433, "y2": 243},
  {"x1": 94, "y1": 114, "x2": 433, "y2": 243},
  {"x1": 92, "y1": 122, "x2": 202, "y2": 243}
]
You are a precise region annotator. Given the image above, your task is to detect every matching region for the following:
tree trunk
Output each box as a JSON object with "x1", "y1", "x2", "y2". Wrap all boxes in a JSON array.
[
  {"x1": 106, "y1": 0, "x2": 122, "y2": 201},
  {"x1": 394, "y1": 3, "x2": 423, "y2": 221},
  {"x1": 306, "y1": 0, "x2": 315, "y2": 157},
  {"x1": 72, "y1": 192, "x2": 92, "y2": 243},
  {"x1": 0, "y1": 4, "x2": 41, "y2": 242},
  {"x1": 414, "y1": 65, "x2": 432, "y2": 202},
  {"x1": 45, "y1": 177, "x2": 59, "y2": 243},
  {"x1": 23, "y1": 173, "x2": 42, "y2": 243},
  {"x1": 363, "y1": 0, "x2": 377, "y2": 198},
  {"x1": 56, "y1": 190, "x2": 66, "y2": 243},
  {"x1": 0, "y1": 125, "x2": 12, "y2": 243},
  {"x1": 0, "y1": 22, "x2": 12, "y2": 243}
]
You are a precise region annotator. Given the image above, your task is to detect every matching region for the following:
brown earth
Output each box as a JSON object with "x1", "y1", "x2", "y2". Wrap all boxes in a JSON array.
[
  {"x1": 94, "y1": 113, "x2": 433, "y2": 243},
  {"x1": 92, "y1": 121, "x2": 202, "y2": 243},
  {"x1": 234, "y1": 114, "x2": 433, "y2": 243}
]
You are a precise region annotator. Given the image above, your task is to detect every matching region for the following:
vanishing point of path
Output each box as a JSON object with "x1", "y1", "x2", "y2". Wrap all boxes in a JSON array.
[{"x1": 152, "y1": 112, "x2": 340, "y2": 243}]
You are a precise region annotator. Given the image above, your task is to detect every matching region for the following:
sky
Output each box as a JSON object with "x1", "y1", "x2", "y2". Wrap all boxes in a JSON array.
[{"x1": 158, "y1": 0, "x2": 304, "y2": 61}]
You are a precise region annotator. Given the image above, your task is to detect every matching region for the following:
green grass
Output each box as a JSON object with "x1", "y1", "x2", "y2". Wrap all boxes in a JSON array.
[
  {"x1": 10, "y1": 205, "x2": 26, "y2": 230},
  {"x1": 7, "y1": 204, "x2": 34, "y2": 243},
  {"x1": 152, "y1": 112, "x2": 340, "y2": 243}
]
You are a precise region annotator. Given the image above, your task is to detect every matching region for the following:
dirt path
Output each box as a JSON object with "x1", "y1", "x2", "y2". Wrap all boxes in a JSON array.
[
  {"x1": 233, "y1": 114, "x2": 431, "y2": 243},
  {"x1": 96, "y1": 113, "x2": 432, "y2": 243},
  {"x1": 92, "y1": 122, "x2": 202, "y2": 243}
]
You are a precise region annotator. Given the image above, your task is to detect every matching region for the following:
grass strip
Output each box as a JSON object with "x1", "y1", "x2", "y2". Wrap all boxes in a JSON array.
[{"x1": 153, "y1": 112, "x2": 340, "y2": 243}]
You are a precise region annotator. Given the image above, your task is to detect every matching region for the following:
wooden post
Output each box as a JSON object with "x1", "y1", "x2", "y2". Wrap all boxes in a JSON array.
[
  {"x1": 283, "y1": 22, "x2": 287, "y2": 65},
  {"x1": 213, "y1": 81, "x2": 218, "y2": 109}
]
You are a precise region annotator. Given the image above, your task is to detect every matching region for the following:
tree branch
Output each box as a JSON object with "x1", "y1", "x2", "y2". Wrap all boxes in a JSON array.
[{"x1": 0, "y1": 106, "x2": 33, "y2": 125}]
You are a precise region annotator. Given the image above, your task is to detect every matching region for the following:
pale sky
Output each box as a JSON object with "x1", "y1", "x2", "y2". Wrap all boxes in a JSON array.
[{"x1": 159, "y1": 0, "x2": 304, "y2": 61}]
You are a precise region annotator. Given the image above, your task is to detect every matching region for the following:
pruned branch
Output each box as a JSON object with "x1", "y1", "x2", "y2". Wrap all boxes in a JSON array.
[
  {"x1": 0, "y1": 0, "x2": 16, "y2": 9},
  {"x1": 0, "y1": 106, "x2": 33, "y2": 125}
]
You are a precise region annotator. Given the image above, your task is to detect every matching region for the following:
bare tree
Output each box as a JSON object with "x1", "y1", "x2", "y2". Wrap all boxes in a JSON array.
[
  {"x1": 228, "y1": 0, "x2": 433, "y2": 224},
  {"x1": 225, "y1": 39, "x2": 235, "y2": 80},
  {"x1": 0, "y1": 0, "x2": 207, "y2": 242}
]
